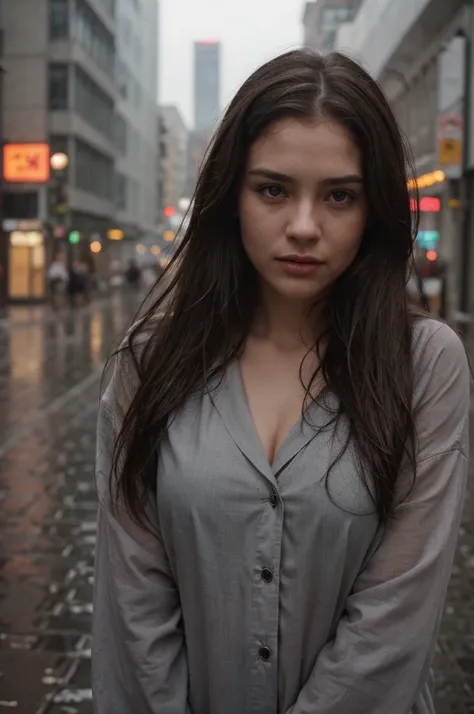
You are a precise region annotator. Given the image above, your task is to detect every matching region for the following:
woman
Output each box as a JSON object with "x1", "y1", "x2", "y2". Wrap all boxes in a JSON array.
[{"x1": 92, "y1": 51, "x2": 469, "y2": 713}]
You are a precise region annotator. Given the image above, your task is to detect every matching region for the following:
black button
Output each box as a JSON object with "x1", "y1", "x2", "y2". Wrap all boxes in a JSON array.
[
  {"x1": 258, "y1": 646, "x2": 271, "y2": 661},
  {"x1": 261, "y1": 568, "x2": 273, "y2": 583},
  {"x1": 268, "y1": 492, "x2": 278, "y2": 508}
]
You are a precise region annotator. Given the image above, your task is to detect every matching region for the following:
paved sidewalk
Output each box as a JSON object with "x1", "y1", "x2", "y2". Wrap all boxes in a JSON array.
[
  {"x1": 0, "y1": 295, "x2": 112, "y2": 331},
  {"x1": 0, "y1": 297, "x2": 472, "y2": 713}
]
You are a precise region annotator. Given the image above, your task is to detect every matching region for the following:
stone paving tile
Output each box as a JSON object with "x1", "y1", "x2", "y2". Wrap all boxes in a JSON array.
[{"x1": 0, "y1": 297, "x2": 473, "y2": 712}]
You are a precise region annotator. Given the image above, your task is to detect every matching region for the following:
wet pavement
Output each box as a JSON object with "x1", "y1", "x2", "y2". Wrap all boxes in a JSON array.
[{"x1": 0, "y1": 295, "x2": 473, "y2": 713}]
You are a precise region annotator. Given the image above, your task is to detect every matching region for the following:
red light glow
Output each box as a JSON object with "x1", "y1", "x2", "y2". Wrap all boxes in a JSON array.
[
  {"x1": 410, "y1": 196, "x2": 441, "y2": 212},
  {"x1": 420, "y1": 197, "x2": 441, "y2": 213},
  {"x1": 164, "y1": 206, "x2": 176, "y2": 218},
  {"x1": 426, "y1": 250, "x2": 438, "y2": 262}
]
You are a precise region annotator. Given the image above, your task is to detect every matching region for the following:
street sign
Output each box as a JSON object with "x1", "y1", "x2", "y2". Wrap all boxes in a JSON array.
[
  {"x1": 3, "y1": 143, "x2": 50, "y2": 183},
  {"x1": 439, "y1": 139, "x2": 462, "y2": 165},
  {"x1": 438, "y1": 114, "x2": 463, "y2": 178}
]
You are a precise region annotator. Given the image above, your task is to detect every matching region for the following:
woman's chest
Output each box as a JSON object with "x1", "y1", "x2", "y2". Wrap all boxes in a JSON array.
[{"x1": 155, "y1": 388, "x2": 379, "y2": 554}]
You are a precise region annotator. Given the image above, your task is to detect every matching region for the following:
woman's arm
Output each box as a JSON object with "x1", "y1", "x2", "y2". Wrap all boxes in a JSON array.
[
  {"x1": 286, "y1": 322, "x2": 470, "y2": 714},
  {"x1": 92, "y1": 338, "x2": 191, "y2": 714}
]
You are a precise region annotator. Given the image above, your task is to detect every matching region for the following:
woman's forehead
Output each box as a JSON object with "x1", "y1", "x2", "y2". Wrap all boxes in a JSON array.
[{"x1": 246, "y1": 117, "x2": 363, "y2": 179}]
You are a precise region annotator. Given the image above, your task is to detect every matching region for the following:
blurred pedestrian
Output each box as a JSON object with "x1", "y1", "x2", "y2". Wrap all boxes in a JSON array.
[
  {"x1": 68, "y1": 260, "x2": 86, "y2": 308},
  {"x1": 47, "y1": 254, "x2": 68, "y2": 311},
  {"x1": 93, "y1": 51, "x2": 469, "y2": 714},
  {"x1": 125, "y1": 258, "x2": 141, "y2": 290}
]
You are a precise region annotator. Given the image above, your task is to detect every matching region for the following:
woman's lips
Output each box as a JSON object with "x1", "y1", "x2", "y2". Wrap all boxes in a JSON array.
[{"x1": 276, "y1": 257, "x2": 322, "y2": 276}]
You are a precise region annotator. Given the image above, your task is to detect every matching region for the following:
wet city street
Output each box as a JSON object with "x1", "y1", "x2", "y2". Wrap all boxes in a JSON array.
[{"x1": 0, "y1": 294, "x2": 473, "y2": 713}]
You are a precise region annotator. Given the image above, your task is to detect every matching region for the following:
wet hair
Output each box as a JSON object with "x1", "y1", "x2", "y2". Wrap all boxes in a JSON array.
[{"x1": 110, "y1": 50, "x2": 421, "y2": 529}]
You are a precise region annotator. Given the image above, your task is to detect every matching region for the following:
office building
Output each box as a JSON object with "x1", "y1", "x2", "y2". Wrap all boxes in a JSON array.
[
  {"x1": 115, "y1": 0, "x2": 159, "y2": 251},
  {"x1": 303, "y1": 0, "x2": 362, "y2": 51},
  {"x1": 194, "y1": 41, "x2": 221, "y2": 134},
  {"x1": 0, "y1": 0, "x2": 159, "y2": 302},
  {"x1": 334, "y1": 0, "x2": 468, "y2": 319},
  {"x1": 158, "y1": 105, "x2": 188, "y2": 213}
]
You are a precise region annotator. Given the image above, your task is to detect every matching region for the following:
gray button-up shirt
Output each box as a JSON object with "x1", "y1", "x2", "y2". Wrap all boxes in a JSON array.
[{"x1": 92, "y1": 318, "x2": 470, "y2": 714}]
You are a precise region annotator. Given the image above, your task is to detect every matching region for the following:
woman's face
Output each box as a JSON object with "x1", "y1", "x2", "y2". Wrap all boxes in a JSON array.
[{"x1": 239, "y1": 117, "x2": 368, "y2": 306}]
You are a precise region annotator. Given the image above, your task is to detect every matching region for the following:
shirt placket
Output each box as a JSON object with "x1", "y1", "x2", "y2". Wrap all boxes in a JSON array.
[{"x1": 248, "y1": 482, "x2": 283, "y2": 713}]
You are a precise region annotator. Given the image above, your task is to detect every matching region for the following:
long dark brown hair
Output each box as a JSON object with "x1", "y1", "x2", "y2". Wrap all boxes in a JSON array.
[{"x1": 109, "y1": 50, "x2": 421, "y2": 529}]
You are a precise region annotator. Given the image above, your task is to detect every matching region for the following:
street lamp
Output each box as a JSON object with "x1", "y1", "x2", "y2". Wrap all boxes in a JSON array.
[
  {"x1": 50, "y1": 152, "x2": 71, "y2": 264},
  {"x1": 50, "y1": 152, "x2": 69, "y2": 172}
]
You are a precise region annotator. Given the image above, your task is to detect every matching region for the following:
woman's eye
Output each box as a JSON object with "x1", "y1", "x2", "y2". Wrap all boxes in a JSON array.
[
  {"x1": 262, "y1": 185, "x2": 284, "y2": 199},
  {"x1": 330, "y1": 190, "x2": 353, "y2": 205}
]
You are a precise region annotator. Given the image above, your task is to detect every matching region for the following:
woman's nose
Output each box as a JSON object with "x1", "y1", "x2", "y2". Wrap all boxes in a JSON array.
[{"x1": 287, "y1": 203, "x2": 322, "y2": 243}]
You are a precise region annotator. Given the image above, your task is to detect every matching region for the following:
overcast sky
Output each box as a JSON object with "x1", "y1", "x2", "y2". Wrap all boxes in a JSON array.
[{"x1": 159, "y1": 0, "x2": 305, "y2": 128}]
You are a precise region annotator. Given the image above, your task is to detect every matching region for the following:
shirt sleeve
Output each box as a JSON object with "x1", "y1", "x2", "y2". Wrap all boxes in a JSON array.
[
  {"x1": 287, "y1": 321, "x2": 470, "y2": 714},
  {"x1": 92, "y1": 335, "x2": 191, "y2": 714}
]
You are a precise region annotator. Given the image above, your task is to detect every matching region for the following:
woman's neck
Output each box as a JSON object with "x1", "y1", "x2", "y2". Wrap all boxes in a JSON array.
[{"x1": 251, "y1": 288, "x2": 325, "y2": 353}]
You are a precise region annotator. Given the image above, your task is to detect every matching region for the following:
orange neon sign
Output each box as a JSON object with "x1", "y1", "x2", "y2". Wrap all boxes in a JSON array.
[{"x1": 3, "y1": 143, "x2": 50, "y2": 183}]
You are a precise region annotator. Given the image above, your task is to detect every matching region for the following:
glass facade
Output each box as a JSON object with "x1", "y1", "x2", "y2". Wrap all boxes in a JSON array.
[
  {"x1": 194, "y1": 42, "x2": 221, "y2": 134},
  {"x1": 73, "y1": 0, "x2": 115, "y2": 78},
  {"x1": 75, "y1": 138, "x2": 114, "y2": 200},
  {"x1": 49, "y1": 0, "x2": 69, "y2": 39},
  {"x1": 74, "y1": 65, "x2": 114, "y2": 137},
  {"x1": 48, "y1": 64, "x2": 69, "y2": 109}
]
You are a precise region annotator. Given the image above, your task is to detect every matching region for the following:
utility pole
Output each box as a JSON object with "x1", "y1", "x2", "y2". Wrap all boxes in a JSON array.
[
  {"x1": 0, "y1": 0, "x2": 6, "y2": 311},
  {"x1": 459, "y1": 0, "x2": 473, "y2": 334}
]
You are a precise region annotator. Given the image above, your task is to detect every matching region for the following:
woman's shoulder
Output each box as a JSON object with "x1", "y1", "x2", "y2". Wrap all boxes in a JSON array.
[
  {"x1": 411, "y1": 316, "x2": 466, "y2": 364},
  {"x1": 103, "y1": 312, "x2": 165, "y2": 414},
  {"x1": 410, "y1": 316, "x2": 470, "y2": 412}
]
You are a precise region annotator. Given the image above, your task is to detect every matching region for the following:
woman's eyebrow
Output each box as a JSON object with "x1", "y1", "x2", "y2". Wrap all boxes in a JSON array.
[
  {"x1": 248, "y1": 168, "x2": 294, "y2": 182},
  {"x1": 248, "y1": 168, "x2": 364, "y2": 186},
  {"x1": 320, "y1": 175, "x2": 364, "y2": 186}
]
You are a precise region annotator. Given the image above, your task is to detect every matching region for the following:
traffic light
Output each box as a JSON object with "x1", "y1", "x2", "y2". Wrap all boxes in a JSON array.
[
  {"x1": 50, "y1": 181, "x2": 68, "y2": 217},
  {"x1": 68, "y1": 230, "x2": 80, "y2": 245}
]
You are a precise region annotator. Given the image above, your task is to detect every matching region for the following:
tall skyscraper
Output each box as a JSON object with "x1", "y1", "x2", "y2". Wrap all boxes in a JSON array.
[{"x1": 194, "y1": 41, "x2": 221, "y2": 134}]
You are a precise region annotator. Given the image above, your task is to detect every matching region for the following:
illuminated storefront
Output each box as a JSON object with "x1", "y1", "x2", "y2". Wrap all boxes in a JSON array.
[{"x1": 3, "y1": 221, "x2": 46, "y2": 301}]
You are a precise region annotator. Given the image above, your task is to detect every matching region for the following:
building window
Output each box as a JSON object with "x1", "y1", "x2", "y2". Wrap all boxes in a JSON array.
[
  {"x1": 121, "y1": 15, "x2": 131, "y2": 47},
  {"x1": 75, "y1": 138, "x2": 114, "y2": 201},
  {"x1": 114, "y1": 172, "x2": 127, "y2": 209},
  {"x1": 3, "y1": 192, "x2": 39, "y2": 219},
  {"x1": 73, "y1": 0, "x2": 115, "y2": 78},
  {"x1": 74, "y1": 66, "x2": 114, "y2": 138},
  {"x1": 116, "y1": 57, "x2": 129, "y2": 99},
  {"x1": 49, "y1": 64, "x2": 69, "y2": 110},
  {"x1": 114, "y1": 114, "x2": 127, "y2": 154},
  {"x1": 49, "y1": 0, "x2": 69, "y2": 39}
]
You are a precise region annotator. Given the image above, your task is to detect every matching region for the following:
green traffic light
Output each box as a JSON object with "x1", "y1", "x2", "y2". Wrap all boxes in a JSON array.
[{"x1": 68, "y1": 230, "x2": 80, "y2": 244}]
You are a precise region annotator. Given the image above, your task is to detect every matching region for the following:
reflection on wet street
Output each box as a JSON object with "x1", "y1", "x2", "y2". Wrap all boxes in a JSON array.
[
  {"x1": 0, "y1": 294, "x2": 473, "y2": 713},
  {"x1": 0, "y1": 293, "x2": 139, "y2": 714}
]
